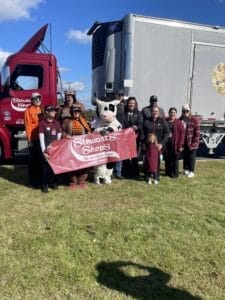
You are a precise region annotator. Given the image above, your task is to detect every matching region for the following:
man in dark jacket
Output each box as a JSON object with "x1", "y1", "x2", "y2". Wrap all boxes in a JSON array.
[{"x1": 142, "y1": 95, "x2": 165, "y2": 120}]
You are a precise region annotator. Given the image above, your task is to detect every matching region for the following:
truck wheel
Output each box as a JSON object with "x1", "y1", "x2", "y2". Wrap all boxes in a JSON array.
[{"x1": 0, "y1": 142, "x2": 4, "y2": 162}]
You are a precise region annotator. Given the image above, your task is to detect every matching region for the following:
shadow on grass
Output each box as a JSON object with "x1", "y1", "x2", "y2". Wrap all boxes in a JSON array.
[
  {"x1": 0, "y1": 163, "x2": 94, "y2": 187},
  {"x1": 96, "y1": 261, "x2": 201, "y2": 300},
  {"x1": 0, "y1": 165, "x2": 28, "y2": 186}
]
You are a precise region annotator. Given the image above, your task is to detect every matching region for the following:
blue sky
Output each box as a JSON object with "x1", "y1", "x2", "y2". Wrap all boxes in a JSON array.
[{"x1": 0, "y1": 0, "x2": 225, "y2": 108}]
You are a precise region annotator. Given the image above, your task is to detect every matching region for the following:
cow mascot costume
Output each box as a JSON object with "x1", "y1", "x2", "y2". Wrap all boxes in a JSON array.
[{"x1": 93, "y1": 99, "x2": 122, "y2": 184}]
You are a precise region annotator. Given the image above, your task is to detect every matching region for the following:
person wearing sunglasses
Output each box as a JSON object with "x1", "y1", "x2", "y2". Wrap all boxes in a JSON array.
[
  {"x1": 179, "y1": 104, "x2": 200, "y2": 178},
  {"x1": 24, "y1": 92, "x2": 43, "y2": 187}
]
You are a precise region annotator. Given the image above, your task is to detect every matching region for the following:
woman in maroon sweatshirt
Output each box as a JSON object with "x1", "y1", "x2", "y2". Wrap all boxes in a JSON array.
[{"x1": 164, "y1": 107, "x2": 185, "y2": 178}]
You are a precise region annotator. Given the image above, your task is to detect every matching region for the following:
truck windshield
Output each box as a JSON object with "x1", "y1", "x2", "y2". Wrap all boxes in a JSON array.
[{"x1": 10, "y1": 64, "x2": 43, "y2": 91}]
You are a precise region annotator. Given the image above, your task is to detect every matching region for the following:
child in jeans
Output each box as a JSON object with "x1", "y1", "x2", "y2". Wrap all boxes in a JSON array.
[{"x1": 145, "y1": 133, "x2": 160, "y2": 184}]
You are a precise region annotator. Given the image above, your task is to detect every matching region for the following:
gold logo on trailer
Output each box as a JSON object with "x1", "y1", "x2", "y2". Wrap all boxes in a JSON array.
[{"x1": 212, "y1": 62, "x2": 225, "y2": 95}]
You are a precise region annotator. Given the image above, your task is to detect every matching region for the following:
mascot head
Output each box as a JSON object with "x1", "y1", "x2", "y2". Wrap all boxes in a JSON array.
[{"x1": 96, "y1": 99, "x2": 120, "y2": 124}]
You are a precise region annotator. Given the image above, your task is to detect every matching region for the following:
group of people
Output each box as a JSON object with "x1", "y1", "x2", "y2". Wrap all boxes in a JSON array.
[
  {"x1": 24, "y1": 89, "x2": 200, "y2": 192},
  {"x1": 24, "y1": 90, "x2": 91, "y2": 193},
  {"x1": 111, "y1": 93, "x2": 200, "y2": 184}
]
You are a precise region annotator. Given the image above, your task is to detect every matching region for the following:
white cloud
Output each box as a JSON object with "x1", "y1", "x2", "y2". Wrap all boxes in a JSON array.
[
  {"x1": 58, "y1": 66, "x2": 72, "y2": 73},
  {"x1": 66, "y1": 29, "x2": 91, "y2": 44},
  {"x1": 0, "y1": 49, "x2": 12, "y2": 68},
  {"x1": 0, "y1": 0, "x2": 44, "y2": 22},
  {"x1": 58, "y1": 80, "x2": 93, "y2": 108},
  {"x1": 62, "y1": 80, "x2": 85, "y2": 92}
]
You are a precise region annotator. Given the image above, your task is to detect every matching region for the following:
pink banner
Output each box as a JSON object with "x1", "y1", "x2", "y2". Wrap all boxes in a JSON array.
[{"x1": 47, "y1": 128, "x2": 137, "y2": 174}]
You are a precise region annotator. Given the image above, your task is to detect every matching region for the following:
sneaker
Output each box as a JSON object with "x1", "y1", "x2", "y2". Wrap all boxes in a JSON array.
[
  {"x1": 183, "y1": 170, "x2": 189, "y2": 176},
  {"x1": 187, "y1": 172, "x2": 195, "y2": 178},
  {"x1": 154, "y1": 180, "x2": 159, "y2": 184},
  {"x1": 41, "y1": 185, "x2": 48, "y2": 193},
  {"x1": 115, "y1": 175, "x2": 125, "y2": 180},
  {"x1": 147, "y1": 179, "x2": 152, "y2": 185},
  {"x1": 79, "y1": 182, "x2": 87, "y2": 189},
  {"x1": 68, "y1": 184, "x2": 78, "y2": 190},
  {"x1": 171, "y1": 174, "x2": 178, "y2": 179},
  {"x1": 50, "y1": 183, "x2": 58, "y2": 189}
]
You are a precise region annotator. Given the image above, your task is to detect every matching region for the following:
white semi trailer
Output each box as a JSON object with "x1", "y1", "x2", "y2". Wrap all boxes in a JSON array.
[{"x1": 88, "y1": 14, "x2": 225, "y2": 153}]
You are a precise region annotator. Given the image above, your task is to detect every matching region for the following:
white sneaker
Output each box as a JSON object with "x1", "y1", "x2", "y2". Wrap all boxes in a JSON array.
[
  {"x1": 187, "y1": 172, "x2": 195, "y2": 178},
  {"x1": 183, "y1": 170, "x2": 189, "y2": 176},
  {"x1": 147, "y1": 179, "x2": 152, "y2": 185},
  {"x1": 154, "y1": 180, "x2": 159, "y2": 184}
]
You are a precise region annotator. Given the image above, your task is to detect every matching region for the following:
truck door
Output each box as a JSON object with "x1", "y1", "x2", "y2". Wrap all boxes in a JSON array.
[{"x1": 190, "y1": 43, "x2": 225, "y2": 120}]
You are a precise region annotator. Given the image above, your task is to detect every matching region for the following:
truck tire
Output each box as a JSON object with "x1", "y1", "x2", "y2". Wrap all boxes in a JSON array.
[{"x1": 0, "y1": 142, "x2": 4, "y2": 163}]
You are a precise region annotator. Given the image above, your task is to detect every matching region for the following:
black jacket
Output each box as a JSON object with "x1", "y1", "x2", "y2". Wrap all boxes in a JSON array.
[
  {"x1": 142, "y1": 105, "x2": 165, "y2": 120},
  {"x1": 124, "y1": 109, "x2": 143, "y2": 140},
  {"x1": 143, "y1": 116, "x2": 169, "y2": 146}
]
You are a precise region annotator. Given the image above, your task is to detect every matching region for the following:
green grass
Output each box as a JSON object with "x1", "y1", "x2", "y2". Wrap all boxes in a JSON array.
[{"x1": 0, "y1": 161, "x2": 225, "y2": 299}]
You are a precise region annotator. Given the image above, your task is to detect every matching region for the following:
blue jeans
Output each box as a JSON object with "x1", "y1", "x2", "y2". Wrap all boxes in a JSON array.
[{"x1": 114, "y1": 160, "x2": 122, "y2": 176}]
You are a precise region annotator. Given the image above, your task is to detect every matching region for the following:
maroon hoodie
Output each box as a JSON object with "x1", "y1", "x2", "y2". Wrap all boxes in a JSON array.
[{"x1": 145, "y1": 143, "x2": 160, "y2": 173}]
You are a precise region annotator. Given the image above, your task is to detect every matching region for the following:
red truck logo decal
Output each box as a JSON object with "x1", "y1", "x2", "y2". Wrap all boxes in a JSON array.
[{"x1": 11, "y1": 97, "x2": 31, "y2": 112}]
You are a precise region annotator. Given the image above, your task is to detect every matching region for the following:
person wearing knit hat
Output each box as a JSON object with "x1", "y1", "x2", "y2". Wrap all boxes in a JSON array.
[
  {"x1": 56, "y1": 89, "x2": 85, "y2": 123},
  {"x1": 179, "y1": 103, "x2": 200, "y2": 178}
]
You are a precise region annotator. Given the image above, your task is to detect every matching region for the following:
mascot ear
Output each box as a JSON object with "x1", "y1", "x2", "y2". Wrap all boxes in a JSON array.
[
  {"x1": 111, "y1": 100, "x2": 120, "y2": 106},
  {"x1": 96, "y1": 99, "x2": 102, "y2": 106}
]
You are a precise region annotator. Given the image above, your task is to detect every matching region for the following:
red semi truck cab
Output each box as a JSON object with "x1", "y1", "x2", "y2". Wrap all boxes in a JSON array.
[{"x1": 0, "y1": 24, "x2": 58, "y2": 160}]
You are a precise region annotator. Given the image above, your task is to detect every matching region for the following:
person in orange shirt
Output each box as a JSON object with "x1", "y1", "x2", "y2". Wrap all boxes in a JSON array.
[{"x1": 24, "y1": 92, "x2": 43, "y2": 187}]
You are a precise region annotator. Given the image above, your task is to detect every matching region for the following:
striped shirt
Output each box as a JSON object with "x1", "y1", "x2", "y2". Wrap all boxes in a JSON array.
[{"x1": 71, "y1": 117, "x2": 91, "y2": 135}]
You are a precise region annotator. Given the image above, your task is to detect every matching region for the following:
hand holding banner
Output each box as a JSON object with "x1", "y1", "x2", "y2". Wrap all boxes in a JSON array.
[{"x1": 46, "y1": 128, "x2": 137, "y2": 174}]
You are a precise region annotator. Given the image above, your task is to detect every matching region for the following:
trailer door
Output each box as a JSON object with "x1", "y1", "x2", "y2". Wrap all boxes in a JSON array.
[{"x1": 190, "y1": 43, "x2": 225, "y2": 120}]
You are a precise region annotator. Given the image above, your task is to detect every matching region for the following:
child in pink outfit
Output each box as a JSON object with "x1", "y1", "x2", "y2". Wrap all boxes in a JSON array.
[{"x1": 145, "y1": 133, "x2": 160, "y2": 184}]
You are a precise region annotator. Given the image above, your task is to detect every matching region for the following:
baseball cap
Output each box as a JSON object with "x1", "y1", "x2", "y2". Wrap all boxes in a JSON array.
[
  {"x1": 182, "y1": 104, "x2": 190, "y2": 111},
  {"x1": 45, "y1": 105, "x2": 56, "y2": 112},
  {"x1": 149, "y1": 95, "x2": 158, "y2": 103},
  {"x1": 73, "y1": 106, "x2": 81, "y2": 112},
  {"x1": 31, "y1": 92, "x2": 41, "y2": 99},
  {"x1": 117, "y1": 89, "x2": 124, "y2": 95}
]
